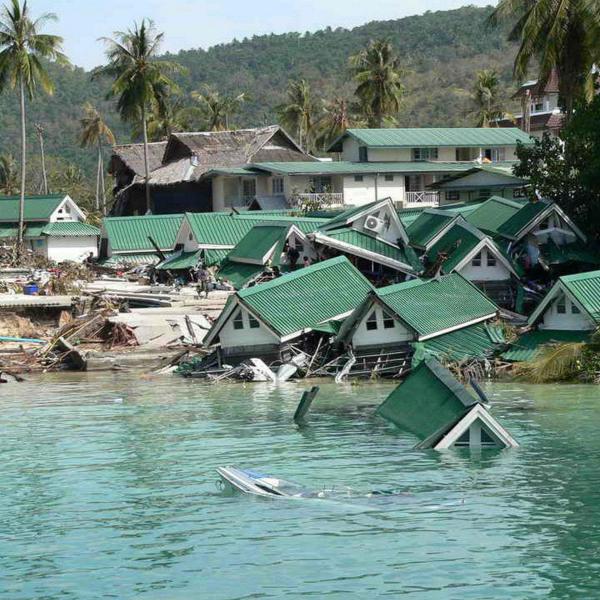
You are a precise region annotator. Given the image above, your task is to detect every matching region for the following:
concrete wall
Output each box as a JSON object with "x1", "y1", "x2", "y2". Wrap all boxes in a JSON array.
[
  {"x1": 368, "y1": 148, "x2": 412, "y2": 162},
  {"x1": 541, "y1": 293, "x2": 595, "y2": 330},
  {"x1": 46, "y1": 236, "x2": 98, "y2": 262},
  {"x1": 352, "y1": 305, "x2": 414, "y2": 349},
  {"x1": 341, "y1": 137, "x2": 361, "y2": 161},
  {"x1": 458, "y1": 247, "x2": 512, "y2": 281},
  {"x1": 212, "y1": 176, "x2": 226, "y2": 211},
  {"x1": 219, "y1": 305, "x2": 280, "y2": 349}
]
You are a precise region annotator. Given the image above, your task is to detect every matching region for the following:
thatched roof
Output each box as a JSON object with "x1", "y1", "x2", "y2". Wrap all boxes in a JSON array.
[{"x1": 110, "y1": 142, "x2": 168, "y2": 177}]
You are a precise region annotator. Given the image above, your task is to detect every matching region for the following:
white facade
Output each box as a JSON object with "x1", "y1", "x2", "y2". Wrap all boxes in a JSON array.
[
  {"x1": 218, "y1": 305, "x2": 279, "y2": 350},
  {"x1": 45, "y1": 236, "x2": 98, "y2": 262},
  {"x1": 540, "y1": 292, "x2": 595, "y2": 331},
  {"x1": 458, "y1": 246, "x2": 513, "y2": 282},
  {"x1": 351, "y1": 305, "x2": 414, "y2": 349}
]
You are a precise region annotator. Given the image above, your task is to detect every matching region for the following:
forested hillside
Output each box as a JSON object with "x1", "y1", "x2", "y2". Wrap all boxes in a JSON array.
[{"x1": 0, "y1": 5, "x2": 518, "y2": 181}]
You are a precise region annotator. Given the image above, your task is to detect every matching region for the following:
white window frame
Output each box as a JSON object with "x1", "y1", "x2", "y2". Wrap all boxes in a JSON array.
[{"x1": 272, "y1": 177, "x2": 284, "y2": 195}]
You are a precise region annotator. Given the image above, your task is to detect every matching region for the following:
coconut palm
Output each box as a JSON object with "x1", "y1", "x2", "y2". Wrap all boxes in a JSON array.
[
  {"x1": 96, "y1": 19, "x2": 182, "y2": 213},
  {"x1": 79, "y1": 103, "x2": 116, "y2": 214},
  {"x1": 349, "y1": 39, "x2": 404, "y2": 128},
  {"x1": 0, "y1": 153, "x2": 18, "y2": 194},
  {"x1": 489, "y1": 0, "x2": 600, "y2": 117},
  {"x1": 470, "y1": 69, "x2": 505, "y2": 127},
  {"x1": 186, "y1": 86, "x2": 247, "y2": 132},
  {"x1": 276, "y1": 79, "x2": 317, "y2": 152},
  {"x1": 316, "y1": 97, "x2": 363, "y2": 151},
  {"x1": 0, "y1": 0, "x2": 67, "y2": 250}
]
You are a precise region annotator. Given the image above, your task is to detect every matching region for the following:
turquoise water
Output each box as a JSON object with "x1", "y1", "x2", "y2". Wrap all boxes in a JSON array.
[{"x1": 0, "y1": 374, "x2": 599, "y2": 599}]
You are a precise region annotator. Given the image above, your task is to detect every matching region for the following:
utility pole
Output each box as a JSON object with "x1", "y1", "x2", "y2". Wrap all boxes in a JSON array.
[{"x1": 35, "y1": 123, "x2": 49, "y2": 194}]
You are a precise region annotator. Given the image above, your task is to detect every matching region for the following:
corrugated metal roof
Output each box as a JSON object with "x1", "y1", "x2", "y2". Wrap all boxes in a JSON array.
[
  {"x1": 407, "y1": 210, "x2": 456, "y2": 248},
  {"x1": 237, "y1": 256, "x2": 374, "y2": 337},
  {"x1": 561, "y1": 269, "x2": 600, "y2": 324},
  {"x1": 337, "y1": 128, "x2": 533, "y2": 149},
  {"x1": 502, "y1": 329, "x2": 590, "y2": 362},
  {"x1": 0, "y1": 194, "x2": 64, "y2": 222},
  {"x1": 253, "y1": 160, "x2": 476, "y2": 175},
  {"x1": 98, "y1": 253, "x2": 161, "y2": 267},
  {"x1": 217, "y1": 260, "x2": 264, "y2": 289},
  {"x1": 376, "y1": 273, "x2": 498, "y2": 338},
  {"x1": 202, "y1": 248, "x2": 230, "y2": 267},
  {"x1": 425, "y1": 222, "x2": 484, "y2": 273},
  {"x1": 103, "y1": 214, "x2": 184, "y2": 252},
  {"x1": 497, "y1": 200, "x2": 550, "y2": 239},
  {"x1": 228, "y1": 224, "x2": 290, "y2": 265},
  {"x1": 42, "y1": 222, "x2": 100, "y2": 237},
  {"x1": 464, "y1": 196, "x2": 525, "y2": 235},
  {"x1": 157, "y1": 250, "x2": 202, "y2": 271}
]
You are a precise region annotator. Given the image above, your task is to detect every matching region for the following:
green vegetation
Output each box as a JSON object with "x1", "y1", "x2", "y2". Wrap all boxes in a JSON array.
[
  {"x1": 470, "y1": 69, "x2": 505, "y2": 127},
  {"x1": 276, "y1": 79, "x2": 317, "y2": 151}
]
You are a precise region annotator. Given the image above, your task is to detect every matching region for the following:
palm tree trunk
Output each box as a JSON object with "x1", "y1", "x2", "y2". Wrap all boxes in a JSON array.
[
  {"x1": 142, "y1": 105, "x2": 151, "y2": 214},
  {"x1": 95, "y1": 144, "x2": 102, "y2": 211},
  {"x1": 17, "y1": 77, "x2": 26, "y2": 256},
  {"x1": 99, "y1": 145, "x2": 107, "y2": 215},
  {"x1": 38, "y1": 129, "x2": 49, "y2": 194}
]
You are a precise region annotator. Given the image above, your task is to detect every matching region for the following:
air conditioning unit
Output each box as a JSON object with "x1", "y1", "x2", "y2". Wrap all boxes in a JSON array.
[{"x1": 364, "y1": 216, "x2": 385, "y2": 234}]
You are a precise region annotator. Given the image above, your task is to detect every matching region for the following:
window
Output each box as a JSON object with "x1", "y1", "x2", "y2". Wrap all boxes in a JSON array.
[
  {"x1": 513, "y1": 188, "x2": 527, "y2": 199},
  {"x1": 309, "y1": 176, "x2": 332, "y2": 193},
  {"x1": 383, "y1": 311, "x2": 395, "y2": 329},
  {"x1": 486, "y1": 252, "x2": 497, "y2": 267},
  {"x1": 556, "y1": 297, "x2": 566, "y2": 314},
  {"x1": 359, "y1": 146, "x2": 368, "y2": 162},
  {"x1": 445, "y1": 191, "x2": 460, "y2": 202},
  {"x1": 384, "y1": 174, "x2": 394, "y2": 182},
  {"x1": 471, "y1": 252, "x2": 482, "y2": 267},
  {"x1": 456, "y1": 147, "x2": 476, "y2": 161},
  {"x1": 233, "y1": 311, "x2": 244, "y2": 330},
  {"x1": 412, "y1": 147, "x2": 438, "y2": 161},
  {"x1": 366, "y1": 311, "x2": 378, "y2": 331},
  {"x1": 481, "y1": 427, "x2": 497, "y2": 447},
  {"x1": 242, "y1": 179, "x2": 256, "y2": 200},
  {"x1": 479, "y1": 189, "x2": 492, "y2": 199},
  {"x1": 483, "y1": 148, "x2": 506, "y2": 162},
  {"x1": 189, "y1": 232, "x2": 193, "y2": 241},
  {"x1": 248, "y1": 314, "x2": 260, "y2": 329},
  {"x1": 354, "y1": 175, "x2": 364, "y2": 182},
  {"x1": 272, "y1": 177, "x2": 284, "y2": 195},
  {"x1": 454, "y1": 430, "x2": 471, "y2": 447},
  {"x1": 571, "y1": 303, "x2": 581, "y2": 314}
]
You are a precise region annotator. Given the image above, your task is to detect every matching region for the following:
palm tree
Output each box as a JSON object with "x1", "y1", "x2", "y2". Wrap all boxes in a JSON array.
[
  {"x1": 470, "y1": 69, "x2": 505, "y2": 127},
  {"x1": 316, "y1": 97, "x2": 363, "y2": 151},
  {"x1": 349, "y1": 39, "x2": 404, "y2": 128},
  {"x1": 0, "y1": 153, "x2": 18, "y2": 194},
  {"x1": 79, "y1": 103, "x2": 116, "y2": 214},
  {"x1": 0, "y1": 0, "x2": 67, "y2": 250},
  {"x1": 96, "y1": 19, "x2": 181, "y2": 213},
  {"x1": 276, "y1": 79, "x2": 317, "y2": 151},
  {"x1": 489, "y1": 0, "x2": 600, "y2": 117},
  {"x1": 186, "y1": 85, "x2": 246, "y2": 131},
  {"x1": 34, "y1": 123, "x2": 48, "y2": 193},
  {"x1": 142, "y1": 94, "x2": 187, "y2": 140}
]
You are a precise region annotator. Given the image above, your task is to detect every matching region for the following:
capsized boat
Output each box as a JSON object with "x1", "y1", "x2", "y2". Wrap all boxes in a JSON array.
[{"x1": 216, "y1": 466, "x2": 315, "y2": 498}]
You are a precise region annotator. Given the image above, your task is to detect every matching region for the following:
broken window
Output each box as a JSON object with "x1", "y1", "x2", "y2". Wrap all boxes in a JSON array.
[
  {"x1": 366, "y1": 312, "x2": 378, "y2": 331},
  {"x1": 471, "y1": 252, "x2": 482, "y2": 267},
  {"x1": 233, "y1": 311, "x2": 244, "y2": 330},
  {"x1": 248, "y1": 315, "x2": 260, "y2": 329}
]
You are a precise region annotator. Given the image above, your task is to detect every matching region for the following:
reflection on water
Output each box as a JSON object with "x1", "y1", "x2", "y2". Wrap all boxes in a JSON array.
[{"x1": 0, "y1": 374, "x2": 599, "y2": 599}]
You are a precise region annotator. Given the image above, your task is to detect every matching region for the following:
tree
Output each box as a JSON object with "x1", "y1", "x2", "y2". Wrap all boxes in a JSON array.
[
  {"x1": 470, "y1": 69, "x2": 505, "y2": 127},
  {"x1": 276, "y1": 79, "x2": 317, "y2": 152},
  {"x1": 349, "y1": 39, "x2": 404, "y2": 128},
  {"x1": 138, "y1": 94, "x2": 187, "y2": 141},
  {"x1": 0, "y1": 153, "x2": 18, "y2": 194},
  {"x1": 489, "y1": 0, "x2": 600, "y2": 117},
  {"x1": 34, "y1": 123, "x2": 48, "y2": 193},
  {"x1": 79, "y1": 103, "x2": 115, "y2": 214},
  {"x1": 0, "y1": 0, "x2": 67, "y2": 251},
  {"x1": 186, "y1": 85, "x2": 247, "y2": 131},
  {"x1": 96, "y1": 19, "x2": 181, "y2": 213}
]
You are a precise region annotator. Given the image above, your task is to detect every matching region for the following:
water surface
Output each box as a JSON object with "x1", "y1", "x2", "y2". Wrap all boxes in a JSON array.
[{"x1": 0, "y1": 374, "x2": 598, "y2": 599}]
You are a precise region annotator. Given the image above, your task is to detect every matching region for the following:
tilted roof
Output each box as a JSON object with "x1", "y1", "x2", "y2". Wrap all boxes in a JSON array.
[
  {"x1": 329, "y1": 127, "x2": 533, "y2": 151},
  {"x1": 226, "y1": 256, "x2": 374, "y2": 339},
  {"x1": 103, "y1": 214, "x2": 184, "y2": 252},
  {"x1": 0, "y1": 194, "x2": 65, "y2": 222},
  {"x1": 110, "y1": 142, "x2": 167, "y2": 176},
  {"x1": 502, "y1": 329, "x2": 590, "y2": 362},
  {"x1": 374, "y1": 273, "x2": 498, "y2": 339},
  {"x1": 496, "y1": 200, "x2": 550, "y2": 239},
  {"x1": 464, "y1": 196, "x2": 525, "y2": 235},
  {"x1": 157, "y1": 249, "x2": 203, "y2": 271},
  {"x1": 425, "y1": 221, "x2": 486, "y2": 273},
  {"x1": 41, "y1": 222, "x2": 100, "y2": 237},
  {"x1": 217, "y1": 260, "x2": 264, "y2": 289},
  {"x1": 406, "y1": 209, "x2": 457, "y2": 249},
  {"x1": 377, "y1": 358, "x2": 478, "y2": 440},
  {"x1": 227, "y1": 223, "x2": 292, "y2": 265}
]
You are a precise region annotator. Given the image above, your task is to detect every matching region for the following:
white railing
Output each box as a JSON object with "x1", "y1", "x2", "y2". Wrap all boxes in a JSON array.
[
  {"x1": 296, "y1": 192, "x2": 345, "y2": 207},
  {"x1": 404, "y1": 191, "x2": 439, "y2": 208}
]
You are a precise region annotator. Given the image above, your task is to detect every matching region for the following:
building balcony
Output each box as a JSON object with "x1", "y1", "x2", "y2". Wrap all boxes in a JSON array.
[
  {"x1": 404, "y1": 191, "x2": 440, "y2": 208},
  {"x1": 293, "y1": 192, "x2": 345, "y2": 207}
]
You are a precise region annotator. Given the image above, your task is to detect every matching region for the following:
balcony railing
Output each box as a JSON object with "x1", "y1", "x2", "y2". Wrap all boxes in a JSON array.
[
  {"x1": 295, "y1": 192, "x2": 345, "y2": 207},
  {"x1": 404, "y1": 191, "x2": 439, "y2": 208}
]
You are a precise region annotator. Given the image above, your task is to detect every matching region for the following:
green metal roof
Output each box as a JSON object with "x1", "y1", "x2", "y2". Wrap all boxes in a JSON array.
[
  {"x1": 431, "y1": 162, "x2": 525, "y2": 189},
  {"x1": 376, "y1": 273, "x2": 498, "y2": 339},
  {"x1": 320, "y1": 202, "x2": 378, "y2": 231},
  {"x1": 158, "y1": 250, "x2": 202, "y2": 271},
  {"x1": 377, "y1": 358, "x2": 477, "y2": 440},
  {"x1": 0, "y1": 223, "x2": 18, "y2": 238},
  {"x1": 228, "y1": 224, "x2": 291, "y2": 265},
  {"x1": 497, "y1": 200, "x2": 550, "y2": 239},
  {"x1": 217, "y1": 260, "x2": 264, "y2": 289},
  {"x1": 98, "y1": 253, "x2": 161, "y2": 267},
  {"x1": 425, "y1": 222, "x2": 484, "y2": 273},
  {"x1": 41, "y1": 222, "x2": 100, "y2": 237},
  {"x1": 331, "y1": 128, "x2": 533, "y2": 151},
  {"x1": 0, "y1": 223, "x2": 47, "y2": 238},
  {"x1": 412, "y1": 322, "x2": 505, "y2": 365},
  {"x1": 502, "y1": 329, "x2": 591, "y2": 362},
  {"x1": 407, "y1": 210, "x2": 456, "y2": 249},
  {"x1": 201, "y1": 248, "x2": 230, "y2": 267},
  {"x1": 0, "y1": 194, "x2": 65, "y2": 222},
  {"x1": 322, "y1": 227, "x2": 421, "y2": 270},
  {"x1": 237, "y1": 256, "x2": 374, "y2": 337},
  {"x1": 252, "y1": 160, "x2": 476, "y2": 175},
  {"x1": 103, "y1": 214, "x2": 184, "y2": 252},
  {"x1": 540, "y1": 240, "x2": 600, "y2": 266},
  {"x1": 464, "y1": 196, "x2": 525, "y2": 235},
  {"x1": 560, "y1": 269, "x2": 600, "y2": 324}
]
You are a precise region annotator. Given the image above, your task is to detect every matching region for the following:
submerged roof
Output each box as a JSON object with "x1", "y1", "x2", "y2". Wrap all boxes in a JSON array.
[
  {"x1": 103, "y1": 214, "x2": 184, "y2": 252},
  {"x1": 502, "y1": 329, "x2": 591, "y2": 362},
  {"x1": 0, "y1": 194, "x2": 65, "y2": 222},
  {"x1": 374, "y1": 273, "x2": 498, "y2": 339},
  {"x1": 377, "y1": 358, "x2": 478, "y2": 440},
  {"x1": 464, "y1": 196, "x2": 526, "y2": 235},
  {"x1": 329, "y1": 127, "x2": 533, "y2": 151},
  {"x1": 210, "y1": 256, "x2": 374, "y2": 341}
]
